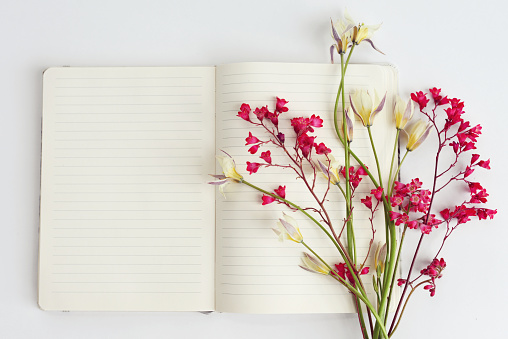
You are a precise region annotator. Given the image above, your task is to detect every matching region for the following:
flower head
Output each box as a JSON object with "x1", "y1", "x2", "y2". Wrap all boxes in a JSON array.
[
  {"x1": 208, "y1": 151, "x2": 243, "y2": 198},
  {"x1": 350, "y1": 89, "x2": 386, "y2": 127},
  {"x1": 405, "y1": 120, "x2": 432, "y2": 151},
  {"x1": 299, "y1": 252, "x2": 330, "y2": 275},
  {"x1": 394, "y1": 96, "x2": 414, "y2": 130},
  {"x1": 317, "y1": 154, "x2": 342, "y2": 185},
  {"x1": 374, "y1": 242, "x2": 387, "y2": 277},
  {"x1": 330, "y1": 17, "x2": 353, "y2": 60},
  {"x1": 340, "y1": 107, "x2": 354, "y2": 142},
  {"x1": 272, "y1": 213, "x2": 303, "y2": 243},
  {"x1": 344, "y1": 9, "x2": 383, "y2": 53}
]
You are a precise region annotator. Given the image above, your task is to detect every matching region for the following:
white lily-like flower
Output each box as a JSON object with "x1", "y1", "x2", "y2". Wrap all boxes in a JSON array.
[
  {"x1": 374, "y1": 242, "x2": 387, "y2": 277},
  {"x1": 404, "y1": 120, "x2": 432, "y2": 151},
  {"x1": 349, "y1": 89, "x2": 386, "y2": 127},
  {"x1": 272, "y1": 213, "x2": 303, "y2": 243},
  {"x1": 344, "y1": 9, "x2": 383, "y2": 54},
  {"x1": 394, "y1": 96, "x2": 414, "y2": 130},
  {"x1": 317, "y1": 154, "x2": 342, "y2": 185},
  {"x1": 330, "y1": 16, "x2": 354, "y2": 62},
  {"x1": 208, "y1": 151, "x2": 243, "y2": 197},
  {"x1": 299, "y1": 252, "x2": 330, "y2": 275}
]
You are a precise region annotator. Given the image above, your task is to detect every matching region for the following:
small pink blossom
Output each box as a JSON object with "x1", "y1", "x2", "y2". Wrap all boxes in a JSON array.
[
  {"x1": 275, "y1": 97, "x2": 289, "y2": 113},
  {"x1": 246, "y1": 161, "x2": 261, "y2": 174},
  {"x1": 274, "y1": 185, "x2": 286, "y2": 199},
  {"x1": 411, "y1": 91, "x2": 429, "y2": 110},
  {"x1": 261, "y1": 195, "x2": 275, "y2": 205},
  {"x1": 361, "y1": 196, "x2": 373, "y2": 209},
  {"x1": 371, "y1": 187, "x2": 384, "y2": 201},
  {"x1": 471, "y1": 154, "x2": 480, "y2": 164},
  {"x1": 237, "y1": 103, "x2": 251, "y2": 121},
  {"x1": 478, "y1": 159, "x2": 491, "y2": 169},
  {"x1": 245, "y1": 132, "x2": 260, "y2": 145},
  {"x1": 260, "y1": 150, "x2": 272, "y2": 164},
  {"x1": 314, "y1": 142, "x2": 331, "y2": 155},
  {"x1": 248, "y1": 145, "x2": 259, "y2": 154}
]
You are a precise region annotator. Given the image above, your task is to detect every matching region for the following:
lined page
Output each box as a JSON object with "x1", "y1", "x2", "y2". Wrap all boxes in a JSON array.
[
  {"x1": 39, "y1": 67, "x2": 216, "y2": 311},
  {"x1": 215, "y1": 63, "x2": 397, "y2": 313}
]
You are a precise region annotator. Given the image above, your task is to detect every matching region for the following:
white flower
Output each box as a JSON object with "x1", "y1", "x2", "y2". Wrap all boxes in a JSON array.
[
  {"x1": 317, "y1": 154, "x2": 342, "y2": 185},
  {"x1": 299, "y1": 252, "x2": 330, "y2": 275},
  {"x1": 208, "y1": 151, "x2": 243, "y2": 197},
  {"x1": 394, "y1": 96, "x2": 414, "y2": 130},
  {"x1": 349, "y1": 89, "x2": 386, "y2": 127},
  {"x1": 404, "y1": 120, "x2": 432, "y2": 151},
  {"x1": 272, "y1": 213, "x2": 303, "y2": 243}
]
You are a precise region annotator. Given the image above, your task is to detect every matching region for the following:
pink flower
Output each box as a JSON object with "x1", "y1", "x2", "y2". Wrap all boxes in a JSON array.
[
  {"x1": 361, "y1": 196, "x2": 373, "y2": 209},
  {"x1": 246, "y1": 161, "x2": 261, "y2": 174},
  {"x1": 253, "y1": 106, "x2": 270, "y2": 121},
  {"x1": 397, "y1": 279, "x2": 406, "y2": 287},
  {"x1": 275, "y1": 97, "x2": 289, "y2": 113},
  {"x1": 314, "y1": 142, "x2": 331, "y2": 155},
  {"x1": 245, "y1": 132, "x2": 260, "y2": 145},
  {"x1": 297, "y1": 133, "x2": 316, "y2": 158},
  {"x1": 274, "y1": 185, "x2": 286, "y2": 199},
  {"x1": 261, "y1": 195, "x2": 275, "y2": 205},
  {"x1": 470, "y1": 154, "x2": 480, "y2": 164},
  {"x1": 260, "y1": 150, "x2": 272, "y2": 164},
  {"x1": 309, "y1": 114, "x2": 323, "y2": 128},
  {"x1": 477, "y1": 208, "x2": 497, "y2": 220},
  {"x1": 419, "y1": 223, "x2": 433, "y2": 234},
  {"x1": 391, "y1": 195, "x2": 403, "y2": 207},
  {"x1": 429, "y1": 87, "x2": 449, "y2": 105},
  {"x1": 248, "y1": 145, "x2": 259, "y2": 154},
  {"x1": 468, "y1": 182, "x2": 483, "y2": 194},
  {"x1": 464, "y1": 166, "x2": 474, "y2": 177},
  {"x1": 478, "y1": 159, "x2": 491, "y2": 169},
  {"x1": 277, "y1": 132, "x2": 285, "y2": 144},
  {"x1": 371, "y1": 187, "x2": 384, "y2": 201},
  {"x1": 411, "y1": 91, "x2": 429, "y2": 110},
  {"x1": 237, "y1": 103, "x2": 251, "y2": 121}
]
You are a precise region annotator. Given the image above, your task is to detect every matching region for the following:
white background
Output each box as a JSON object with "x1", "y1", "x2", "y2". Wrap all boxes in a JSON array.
[{"x1": 1, "y1": 0, "x2": 507, "y2": 338}]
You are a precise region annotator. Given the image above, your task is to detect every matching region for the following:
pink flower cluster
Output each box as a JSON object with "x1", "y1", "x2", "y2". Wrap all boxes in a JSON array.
[
  {"x1": 388, "y1": 179, "x2": 440, "y2": 234},
  {"x1": 237, "y1": 97, "x2": 334, "y2": 207},
  {"x1": 420, "y1": 258, "x2": 446, "y2": 297},
  {"x1": 333, "y1": 263, "x2": 369, "y2": 286}
]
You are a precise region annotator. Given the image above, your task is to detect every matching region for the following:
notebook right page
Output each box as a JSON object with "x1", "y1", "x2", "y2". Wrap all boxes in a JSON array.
[{"x1": 215, "y1": 62, "x2": 397, "y2": 313}]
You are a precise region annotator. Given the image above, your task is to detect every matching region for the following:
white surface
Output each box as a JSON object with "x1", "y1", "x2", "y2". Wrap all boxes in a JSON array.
[{"x1": 1, "y1": 0, "x2": 506, "y2": 338}]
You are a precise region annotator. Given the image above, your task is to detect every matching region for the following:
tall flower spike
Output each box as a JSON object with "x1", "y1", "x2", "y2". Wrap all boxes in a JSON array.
[
  {"x1": 405, "y1": 120, "x2": 432, "y2": 151},
  {"x1": 272, "y1": 213, "x2": 303, "y2": 243},
  {"x1": 208, "y1": 151, "x2": 243, "y2": 198},
  {"x1": 299, "y1": 252, "x2": 330, "y2": 275},
  {"x1": 394, "y1": 96, "x2": 414, "y2": 130},
  {"x1": 350, "y1": 89, "x2": 386, "y2": 127}
]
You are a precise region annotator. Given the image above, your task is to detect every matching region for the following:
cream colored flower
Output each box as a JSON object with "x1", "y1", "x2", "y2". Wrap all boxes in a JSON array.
[
  {"x1": 299, "y1": 252, "x2": 330, "y2": 275},
  {"x1": 350, "y1": 89, "x2": 386, "y2": 127},
  {"x1": 394, "y1": 96, "x2": 414, "y2": 130},
  {"x1": 405, "y1": 120, "x2": 432, "y2": 151},
  {"x1": 317, "y1": 154, "x2": 341, "y2": 185},
  {"x1": 208, "y1": 151, "x2": 243, "y2": 197},
  {"x1": 272, "y1": 213, "x2": 303, "y2": 243},
  {"x1": 344, "y1": 9, "x2": 383, "y2": 53}
]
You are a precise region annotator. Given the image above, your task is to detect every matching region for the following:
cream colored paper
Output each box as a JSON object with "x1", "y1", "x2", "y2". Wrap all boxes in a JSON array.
[
  {"x1": 39, "y1": 67, "x2": 216, "y2": 311},
  {"x1": 214, "y1": 63, "x2": 397, "y2": 313}
]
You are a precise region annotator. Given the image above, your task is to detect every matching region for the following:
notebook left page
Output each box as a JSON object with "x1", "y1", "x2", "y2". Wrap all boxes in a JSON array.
[{"x1": 39, "y1": 67, "x2": 216, "y2": 311}]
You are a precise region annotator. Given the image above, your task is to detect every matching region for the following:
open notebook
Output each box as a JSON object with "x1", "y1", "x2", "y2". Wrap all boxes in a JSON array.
[{"x1": 39, "y1": 63, "x2": 398, "y2": 312}]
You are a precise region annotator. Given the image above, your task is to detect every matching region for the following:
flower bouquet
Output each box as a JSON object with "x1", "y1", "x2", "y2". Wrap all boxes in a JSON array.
[{"x1": 209, "y1": 11, "x2": 496, "y2": 339}]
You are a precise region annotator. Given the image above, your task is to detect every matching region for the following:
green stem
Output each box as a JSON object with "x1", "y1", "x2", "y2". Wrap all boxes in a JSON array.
[
  {"x1": 367, "y1": 125, "x2": 383, "y2": 189},
  {"x1": 241, "y1": 179, "x2": 370, "y2": 300},
  {"x1": 384, "y1": 226, "x2": 407, "y2": 324},
  {"x1": 387, "y1": 129, "x2": 400, "y2": 194},
  {"x1": 389, "y1": 150, "x2": 409, "y2": 197},
  {"x1": 333, "y1": 46, "x2": 355, "y2": 141}
]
